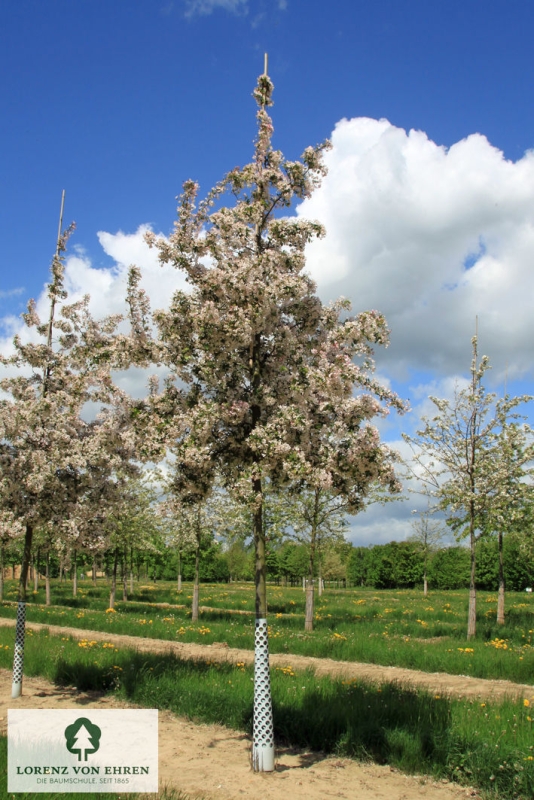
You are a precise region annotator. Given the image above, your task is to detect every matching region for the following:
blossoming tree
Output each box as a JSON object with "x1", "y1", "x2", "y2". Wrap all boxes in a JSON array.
[
  {"x1": 0, "y1": 213, "x2": 132, "y2": 697},
  {"x1": 403, "y1": 336, "x2": 533, "y2": 638},
  {"x1": 127, "y1": 65, "x2": 404, "y2": 770}
]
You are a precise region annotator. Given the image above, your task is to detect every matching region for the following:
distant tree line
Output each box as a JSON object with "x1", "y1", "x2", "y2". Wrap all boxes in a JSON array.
[
  {"x1": 3, "y1": 529, "x2": 533, "y2": 595},
  {"x1": 346, "y1": 536, "x2": 533, "y2": 592}
]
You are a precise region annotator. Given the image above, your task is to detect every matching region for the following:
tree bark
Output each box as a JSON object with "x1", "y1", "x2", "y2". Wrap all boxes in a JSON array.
[
  {"x1": 177, "y1": 549, "x2": 182, "y2": 591},
  {"x1": 72, "y1": 550, "x2": 77, "y2": 597},
  {"x1": 109, "y1": 549, "x2": 118, "y2": 609},
  {"x1": 92, "y1": 555, "x2": 97, "y2": 586},
  {"x1": 467, "y1": 528, "x2": 477, "y2": 639},
  {"x1": 33, "y1": 552, "x2": 39, "y2": 592},
  {"x1": 305, "y1": 489, "x2": 320, "y2": 631},
  {"x1": 497, "y1": 529, "x2": 505, "y2": 625},
  {"x1": 192, "y1": 545, "x2": 200, "y2": 622},
  {"x1": 304, "y1": 580, "x2": 314, "y2": 631},
  {"x1": 45, "y1": 550, "x2": 51, "y2": 606},
  {"x1": 0, "y1": 545, "x2": 4, "y2": 601},
  {"x1": 12, "y1": 523, "x2": 33, "y2": 697},
  {"x1": 122, "y1": 552, "x2": 128, "y2": 601},
  {"x1": 18, "y1": 524, "x2": 33, "y2": 603},
  {"x1": 253, "y1": 476, "x2": 267, "y2": 619}
]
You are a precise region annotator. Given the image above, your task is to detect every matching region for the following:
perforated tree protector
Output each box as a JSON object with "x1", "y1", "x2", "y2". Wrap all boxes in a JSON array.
[
  {"x1": 12, "y1": 601, "x2": 26, "y2": 698},
  {"x1": 252, "y1": 617, "x2": 274, "y2": 771}
]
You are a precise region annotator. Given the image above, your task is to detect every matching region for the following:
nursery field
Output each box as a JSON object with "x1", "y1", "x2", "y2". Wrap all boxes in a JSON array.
[
  {"x1": 0, "y1": 620, "x2": 533, "y2": 799},
  {"x1": 1, "y1": 579, "x2": 534, "y2": 684},
  {"x1": 2, "y1": 580, "x2": 534, "y2": 798}
]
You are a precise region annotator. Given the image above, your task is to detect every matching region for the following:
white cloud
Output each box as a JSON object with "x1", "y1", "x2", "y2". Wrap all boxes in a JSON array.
[
  {"x1": 184, "y1": 0, "x2": 248, "y2": 17},
  {"x1": 348, "y1": 500, "x2": 415, "y2": 547},
  {"x1": 96, "y1": 225, "x2": 189, "y2": 316},
  {"x1": 0, "y1": 287, "x2": 24, "y2": 299},
  {"x1": 4, "y1": 117, "x2": 532, "y2": 547},
  {"x1": 298, "y1": 118, "x2": 534, "y2": 384},
  {"x1": 0, "y1": 226, "x2": 187, "y2": 398}
]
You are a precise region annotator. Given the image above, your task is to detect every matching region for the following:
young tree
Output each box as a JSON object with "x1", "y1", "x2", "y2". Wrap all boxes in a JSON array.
[
  {"x1": 281, "y1": 488, "x2": 348, "y2": 629},
  {"x1": 127, "y1": 64, "x2": 403, "y2": 770},
  {"x1": 320, "y1": 546, "x2": 347, "y2": 585},
  {"x1": 0, "y1": 205, "x2": 128, "y2": 697},
  {"x1": 403, "y1": 336, "x2": 532, "y2": 638},
  {"x1": 100, "y1": 473, "x2": 163, "y2": 607},
  {"x1": 0, "y1": 512, "x2": 24, "y2": 601},
  {"x1": 483, "y1": 416, "x2": 534, "y2": 624},
  {"x1": 409, "y1": 508, "x2": 445, "y2": 596},
  {"x1": 160, "y1": 491, "x2": 217, "y2": 622}
]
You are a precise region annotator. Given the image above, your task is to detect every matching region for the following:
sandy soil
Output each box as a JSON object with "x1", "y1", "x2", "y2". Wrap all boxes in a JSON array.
[
  {"x1": 3, "y1": 616, "x2": 533, "y2": 799},
  {"x1": 0, "y1": 670, "x2": 479, "y2": 800}
]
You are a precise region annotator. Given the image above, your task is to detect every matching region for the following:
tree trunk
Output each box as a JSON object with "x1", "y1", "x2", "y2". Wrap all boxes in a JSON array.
[
  {"x1": 72, "y1": 550, "x2": 77, "y2": 597},
  {"x1": 45, "y1": 551, "x2": 51, "y2": 606},
  {"x1": 33, "y1": 552, "x2": 39, "y2": 592},
  {"x1": 423, "y1": 558, "x2": 428, "y2": 597},
  {"x1": 109, "y1": 549, "x2": 118, "y2": 609},
  {"x1": 467, "y1": 529, "x2": 477, "y2": 639},
  {"x1": 0, "y1": 545, "x2": 4, "y2": 601},
  {"x1": 177, "y1": 549, "x2": 182, "y2": 591},
  {"x1": 305, "y1": 490, "x2": 320, "y2": 631},
  {"x1": 192, "y1": 537, "x2": 200, "y2": 622},
  {"x1": 497, "y1": 529, "x2": 505, "y2": 625},
  {"x1": 253, "y1": 477, "x2": 267, "y2": 619},
  {"x1": 252, "y1": 470, "x2": 274, "y2": 772},
  {"x1": 130, "y1": 546, "x2": 134, "y2": 595},
  {"x1": 250, "y1": 325, "x2": 274, "y2": 771},
  {"x1": 17, "y1": 526, "x2": 32, "y2": 603},
  {"x1": 305, "y1": 579, "x2": 314, "y2": 632},
  {"x1": 122, "y1": 558, "x2": 127, "y2": 601},
  {"x1": 12, "y1": 523, "x2": 33, "y2": 698},
  {"x1": 92, "y1": 555, "x2": 97, "y2": 586}
]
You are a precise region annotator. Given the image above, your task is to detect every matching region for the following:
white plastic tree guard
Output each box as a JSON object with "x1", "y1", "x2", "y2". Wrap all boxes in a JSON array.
[
  {"x1": 12, "y1": 601, "x2": 26, "y2": 698},
  {"x1": 252, "y1": 618, "x2": 274, "y2": 771}
]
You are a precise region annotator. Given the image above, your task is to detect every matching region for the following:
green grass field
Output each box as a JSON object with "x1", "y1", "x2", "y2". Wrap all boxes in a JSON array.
[
  {"x1": 0, "y1": 625, "x2": 533, "y2": 799},
  {"x1": 1, "y1": 579, "x2": 533, "y2": 684},
  {"x1": 2, "y1": 579, "x2": 534, "y2": 798}
]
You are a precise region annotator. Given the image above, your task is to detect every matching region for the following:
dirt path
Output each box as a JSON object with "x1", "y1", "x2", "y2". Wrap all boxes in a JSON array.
[
  {"x1": 0, "y1": 616, "x2": 533, "y2": 701},
  {"x1": 0, "y1": 669, "x2": 479, "y2": 800}
]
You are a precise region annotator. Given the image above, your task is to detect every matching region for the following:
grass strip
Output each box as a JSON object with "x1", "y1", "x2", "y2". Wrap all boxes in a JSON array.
[
  {"x1": 2, "y1": 595, "x2": 534, "y2": 686},
  {"x1": 1, "y1": 627, "x2": 534, "y2": 799},
  {"x1": 3, "y1": 581, "x2": 534, "y2": 685}
]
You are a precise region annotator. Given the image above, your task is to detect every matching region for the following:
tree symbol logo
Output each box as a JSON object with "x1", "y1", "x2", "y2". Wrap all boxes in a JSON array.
[{"x1": 64, "y1": 717, "x2": 102, "y2": 761}]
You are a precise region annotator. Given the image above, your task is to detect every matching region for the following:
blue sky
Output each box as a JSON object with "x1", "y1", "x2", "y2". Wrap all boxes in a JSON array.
[{"x1": 2, "y1": 0, "x2": 534, "y2": 545}]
